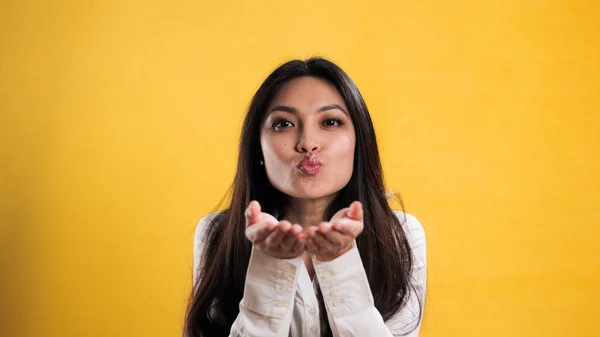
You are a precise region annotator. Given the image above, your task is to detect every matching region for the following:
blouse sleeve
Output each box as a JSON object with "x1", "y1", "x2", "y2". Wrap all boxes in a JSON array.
[
  {"x1": 193, "y1": 215, "x2": 302, "y2": 337},
  {"x1": 312, "y1": 212, "x2": 427, "y2": 337}
]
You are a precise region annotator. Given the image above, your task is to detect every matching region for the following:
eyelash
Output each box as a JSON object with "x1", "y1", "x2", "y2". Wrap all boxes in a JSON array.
[
  {"x1": 323, "y1": 118, "x2": 344, "y2": 127},
  {"x1": 271, "y1": 118, "x2": 345, "y2": 130},
  {"x1": 271, "y1": 118, "x2": 294, "y2": 129}
]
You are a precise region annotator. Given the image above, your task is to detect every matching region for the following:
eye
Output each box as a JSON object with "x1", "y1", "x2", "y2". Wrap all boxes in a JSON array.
[
  {"x1": 271, "y1": 118, "x2": 294, "y2": 130},
  {"x1": 323, "y1": 118, "x2": 344, "y2": 127}
]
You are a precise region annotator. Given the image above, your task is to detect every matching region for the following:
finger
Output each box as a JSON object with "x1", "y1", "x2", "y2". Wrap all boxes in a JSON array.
[
  {"x1": 317, "y1": 222, "x2": 333, "y2": 234},
  {"x1": 291, "y1": 225, "x2": 306, "y2": 252},
  {"x1": 303, "y1": 226, "x2": 319, "y2": 253},
  {"x1": 319, "y1": 227, "x2": 347, "y2": 249},
  {"x1": 280, "y1": 223, "x2": 299, "y2": 250},
  {"x1": 245, "y1": 222, "x2": 272, "y2": 243},
  {"x1": 291, "y1": 238, "x2": 305, "y2": 253},
  {"x1": 331, "y1": 218, "x2": 354, "y2": 232},
  {"x1": 264, "y1": 221, "x2": 291, "y2": 247},
  {"x1": 347, "y1": 201, "x2": 363, "y2": 221},
  {"x1": 311, "y1": 232, "x2": 331, "y2": 252},
  {"x1": 265, "y1": 218, "x2": 280, "y2": 231},
  {"x1": 332, "y1": 219, "x2": 363, "y2": 238},
  {"x1": 289, "y1": 224, "x2": 307, "y2": 242},
  {"x1": 245, "y1": 201, "x2": 262, "y2": 227},
  {"x1": 317, "y1": 222, "x2": 343, "y2": 247},
  {"x1": 306, "y1": 238, "x2": 320, "y2": 254},
  {"x1": 306, "y1": 226, "x2": 319, "y2": 238},
  {"x1": 330, "y1": 207, "x2": 349, "y2": 222},
  {"x1": 291, "y1": 224, "x2": 304, "y2": 236}
]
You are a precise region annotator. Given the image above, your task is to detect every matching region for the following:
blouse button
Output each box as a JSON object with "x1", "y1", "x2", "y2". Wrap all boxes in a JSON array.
[
  {"x1": 309, "y1": 307, "x2": 316, "y2": 315},
  {"x1": 310, "y1": 326, "x2": 318, "y2": 335}
]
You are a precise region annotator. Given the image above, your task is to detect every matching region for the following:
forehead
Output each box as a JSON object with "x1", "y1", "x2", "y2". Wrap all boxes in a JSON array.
[{"x1": 269, "y1": 76, "x2": 347, "y2": 109}]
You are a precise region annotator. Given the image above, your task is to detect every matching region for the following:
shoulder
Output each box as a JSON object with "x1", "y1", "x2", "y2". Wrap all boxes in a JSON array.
[
  {"x1": 194, "y1": 211, "x2": 224, "y2": 245},
  {"x1": 392, "y1": 211, "x2": 425, "y2": 237},
  {"x1": 391, "y1": 210, "x2": 426, "y2": 257}
]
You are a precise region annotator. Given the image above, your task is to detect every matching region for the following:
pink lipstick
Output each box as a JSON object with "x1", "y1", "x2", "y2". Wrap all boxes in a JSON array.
[{"x1": 298, "y1": 156, "x2": 322, "y2": 175}]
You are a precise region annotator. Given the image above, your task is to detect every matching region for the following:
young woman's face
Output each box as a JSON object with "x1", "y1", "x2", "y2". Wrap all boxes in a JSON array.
[{"x1": 260, "y1": 76, "x2": 356, "y2": 200}]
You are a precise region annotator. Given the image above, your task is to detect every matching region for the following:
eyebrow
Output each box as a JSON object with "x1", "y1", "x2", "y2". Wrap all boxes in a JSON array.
[{"x1": 268, "y1": 104, "x2": 348, "y2": 116}]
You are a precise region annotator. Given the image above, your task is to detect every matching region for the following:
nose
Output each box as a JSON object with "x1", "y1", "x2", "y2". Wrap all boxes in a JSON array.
[{"x1": 296, "y1": 128, "x2": 321, "y2": 153}]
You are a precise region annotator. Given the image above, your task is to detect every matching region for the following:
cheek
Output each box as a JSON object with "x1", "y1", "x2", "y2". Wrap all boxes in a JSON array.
[
  {"x1": 329, "y1": 134, "x2": 356, "y2": 160},
  {"x1": 261, "y1": 134, "x2": 292, "y2": 163}
]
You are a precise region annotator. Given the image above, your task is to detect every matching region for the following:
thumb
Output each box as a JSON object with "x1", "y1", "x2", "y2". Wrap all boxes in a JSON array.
[
  {"x1": 347, "y1": 201, "x2": 363, "y2": 221},
  {"x1": 245, "y1": 200, "x2": 262, "y2": 227}
]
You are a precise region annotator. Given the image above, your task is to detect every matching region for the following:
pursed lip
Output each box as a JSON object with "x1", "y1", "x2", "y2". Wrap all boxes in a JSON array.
[{"x1": 297, "y1": 155, "x2": 322, "y2": 175}]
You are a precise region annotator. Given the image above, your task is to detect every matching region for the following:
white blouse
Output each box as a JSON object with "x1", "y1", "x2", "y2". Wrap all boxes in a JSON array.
[{"x1": 193, "y1": 211, "x2": 427, "y2": 337}]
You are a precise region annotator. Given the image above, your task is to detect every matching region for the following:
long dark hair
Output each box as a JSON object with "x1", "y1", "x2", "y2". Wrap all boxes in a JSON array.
[{"x1": 184, "y1": 57, "x2": 421, "y2": 336}]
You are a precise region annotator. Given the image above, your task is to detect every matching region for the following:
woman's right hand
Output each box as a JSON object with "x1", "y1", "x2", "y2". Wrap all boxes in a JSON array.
[{"x1": 245, "y1": 200, "x2": 306, "y2": 259}]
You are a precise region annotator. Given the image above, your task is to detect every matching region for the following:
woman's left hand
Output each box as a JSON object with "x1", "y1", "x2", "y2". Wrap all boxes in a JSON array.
[{"x1": 305, "y1": 201, "x2": 364, "y2": 261}]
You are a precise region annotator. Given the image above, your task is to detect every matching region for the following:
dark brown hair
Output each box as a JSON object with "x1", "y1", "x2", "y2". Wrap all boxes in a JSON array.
[{"x1": 184, "y1": 57, "x2": 421, "y2": 336}]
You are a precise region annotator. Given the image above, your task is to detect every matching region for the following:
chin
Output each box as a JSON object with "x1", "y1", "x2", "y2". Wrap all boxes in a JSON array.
[
  {"x1": 287, "y1": 190, "x2": 331, "y2": 200},
  {"x1": 284, "y1": 181, "x2": 343, "y2": 200},
  {"x1": 268, "y1": 174, "x2": 350, "y2": 201}
]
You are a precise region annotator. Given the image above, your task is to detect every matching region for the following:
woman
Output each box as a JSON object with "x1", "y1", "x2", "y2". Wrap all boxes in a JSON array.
[{"x1": 184, "y1": 58, "x2": 426, "y2": 337}]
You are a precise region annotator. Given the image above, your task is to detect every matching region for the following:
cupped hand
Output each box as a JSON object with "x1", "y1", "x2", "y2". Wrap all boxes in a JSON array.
[
  {"x1": 244, "y1": 200, "x2": 306, "y2": 259},
  {"x1": 305, "y1": 201, "x2": 364, "y2": 261}
]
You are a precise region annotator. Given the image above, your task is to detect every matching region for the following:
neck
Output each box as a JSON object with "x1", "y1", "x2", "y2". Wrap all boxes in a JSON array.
[{"x1": 283, "y1": 194, "x2": 336, "y2": 228}]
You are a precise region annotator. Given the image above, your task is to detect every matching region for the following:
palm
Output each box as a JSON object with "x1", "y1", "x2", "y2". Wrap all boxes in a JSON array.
[{"x1": 304, "y1": 201, "x2": 364, "y2": 261}]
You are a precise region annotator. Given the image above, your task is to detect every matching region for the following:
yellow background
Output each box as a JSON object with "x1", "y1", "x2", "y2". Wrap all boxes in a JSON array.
[{"x1": 1, "y1": 1, "x2": 599, "y2": 336}]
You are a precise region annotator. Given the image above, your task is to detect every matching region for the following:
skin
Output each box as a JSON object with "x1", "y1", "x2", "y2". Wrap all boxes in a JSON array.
[{"x1": 245, "y1": 77, "x2": 365, "y2": 272}]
